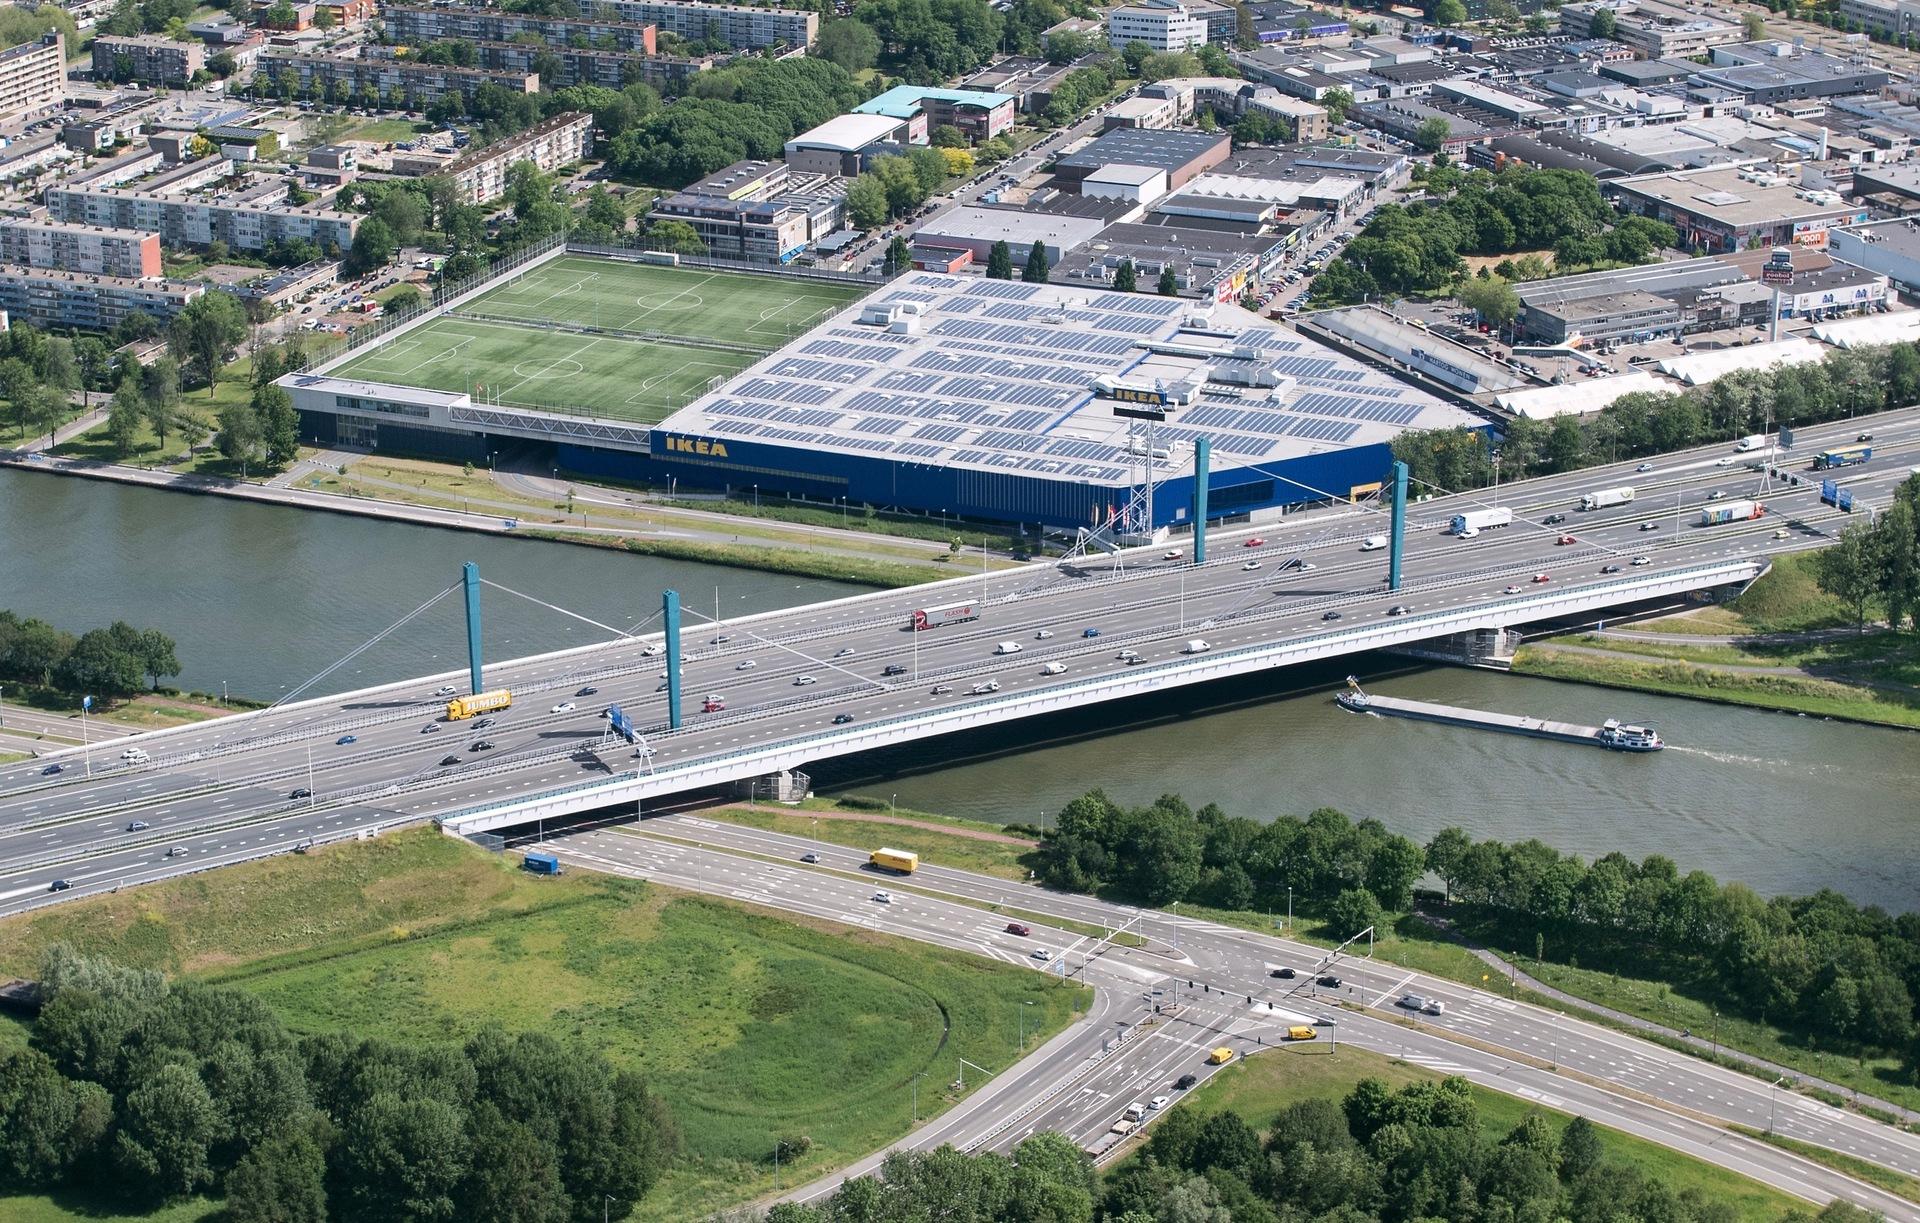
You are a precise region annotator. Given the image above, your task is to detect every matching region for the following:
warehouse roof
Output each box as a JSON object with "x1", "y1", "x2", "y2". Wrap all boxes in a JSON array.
[
  {"x1": 1493, "y1": 371, "x2": 1672, "y2": 418},
  {"x1": 786, "y1": 114, "x2": 905, "y2": 153},
  {"x1": 1656, "y1": 337, "x2": 1823, "y2": 385},
  {"x1": 854, "y1": 85, "x2": 1015, "y2": 118},
  {"x1": 654, "y1": 275, "x2": 1481, "y2": 487}
]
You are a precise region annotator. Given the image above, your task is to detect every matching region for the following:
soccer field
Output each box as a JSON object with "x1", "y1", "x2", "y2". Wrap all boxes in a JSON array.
[{"x1": 327, "y1": 257, "x2": 869, "y2": 424}]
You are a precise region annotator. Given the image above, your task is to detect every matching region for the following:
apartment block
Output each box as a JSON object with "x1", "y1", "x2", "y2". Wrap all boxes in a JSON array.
[
  {"x1": 591, "y1": 0, "x2": 814, "y2": 49},
  {"x1": 464, "y1": 41, "x2": 705, "y2": 92},
  {"x1": 92, "y1": 34, "x2": 207, "y2": 87},
  {"x1": 0, "y1": 218, "x2": 162, "y2": 278},
  {"x1": 0, "y1": 266, "x2": 201, "y2": 332},
  {"x1": 44, "y1": 183, "x2": 360, "y2": 254},
  {"x1": 1107, "y1": 1, "x2": 1210, "y2": 51},
  {"x1": 260, "y1": 50, "x2": 534, "y2": 108},
  {"x1": 381, "y1": 5, "x2": 658, "y2": 54},
  {"x1": 443, "y1": 111, "x2": 593, "y2": 206},
  {"x1": 0, "y1": 34, "x2": 66, "y2": 124}
]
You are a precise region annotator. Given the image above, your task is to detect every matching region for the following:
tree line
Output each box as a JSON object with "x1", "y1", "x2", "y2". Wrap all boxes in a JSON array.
[
  {"x1": 0, "y1": 949, "x2": 677, "y2": 1220},
  {"x1": 1425, "y1": 823, "x2": 1920, "y2": 1064},
  {"x1": 606, "y1": 57, "x2": 862, "y2": 188},
  {"x1": 764, "y1": 1073, "x2": 1867, "y2": 1222},
  {"x1": 1391, "y1": 343, "x2": 1920, "y2": 497},
  {"x1": 1813, "y1": 476, "x2": 1920, "y2": 630},
  {"x1": 0, "y1": 612, "x2": 180, "y2": 699}
]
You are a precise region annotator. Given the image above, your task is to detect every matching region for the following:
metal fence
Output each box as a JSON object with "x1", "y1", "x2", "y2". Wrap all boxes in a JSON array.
[{"x1": 563, "y1": 237, "x2": 898, "y2": 290}]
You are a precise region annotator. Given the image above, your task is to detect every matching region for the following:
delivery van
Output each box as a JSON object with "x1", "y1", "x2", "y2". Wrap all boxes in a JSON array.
[
  {"x1": 1360, "y1": 535, "x2": 1388, "y2": 551},
  {"x1": 994, "y1": 641, "x2": 1023, "y2": 655}
]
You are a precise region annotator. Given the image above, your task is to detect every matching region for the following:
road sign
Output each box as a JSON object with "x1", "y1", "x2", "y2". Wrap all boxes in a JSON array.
[
  {"x1": 1113, "y1": 404, "x2": 1168, "y2": 422},
  {"x1": 1820, "y1": 479, "x2": 1838, "y2": 506},
  {"x1": 1779, "y1": 425, "x2": 1794, "y2": 449},
  {"x1": 607, "y1": 704, "x2": 637, "y2": 744},
  {"x1": 1761, "y1": 265, "x2": 1794, "y2": 286}
]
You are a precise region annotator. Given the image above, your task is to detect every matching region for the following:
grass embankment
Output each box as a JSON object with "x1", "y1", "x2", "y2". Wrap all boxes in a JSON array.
[
  {"x1": 0, "y1": 828, "x2": 1085, "y2": 1221},
  {"x1": 1515, "y1": 552, "x2": 1920, "y2": 729},
  {"x1": 1149, "y1": 1045, "x2": 1802, "y2": 1222},
  {"x1": 0, "y1": 684, "x2": 257, "y2": 736},
  {"x1": 1737, "y1": 1126, "x2": 1920, "y2": 1205},
  {"x1": 657, "y1": 494, "x2": 1022, "y2": 553}
]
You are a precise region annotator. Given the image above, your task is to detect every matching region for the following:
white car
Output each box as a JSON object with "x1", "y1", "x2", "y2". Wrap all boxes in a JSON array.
[
  {"x1": 550, "y1": 702, "x2": 575, "y2": 713},
  {"x1": 1149, "y1": 1094, "x2": 1171, "y2": 1110},
  {"x1": 1034, "y1": 629, "x2": 1054, "y2": 639},
  {"x1": 434, "y1": 685, "x2": 457, "y2": 696},
  {"x1": 872, "y1": 890, "x2": 893, "y2": 904},
  {"x1": 120, "y1": 748, "x2": 149, "y2": 762},
  {"x1": 1714, "y1": 457, "x2": 1736, "y2": 467},
  {"x1": 795, "y1": 675, "x2": 817, "y2": 686},
  {"x1": 1631, "y1": 556, "x2": 1651, "y2": 566},
  {"x1": 1040, "y1": 661, "x2": 1066, "y2": 675},
  {"x1": 834, "y1": 647, "x2": 857, "y2": 657},
  {"x1": 970, "y1": 680, "x2": 1001, "y2": 694},
  {"x1": 1242, "y1": 560, "x2": 1262, "y2": 571},
  {"x1": 1031, "y1": 948, "x2": 1054, "y2": 961},
  {"x1": 1502, "y1": 584, "x2": 1523, "y2": 594},
  {"x1": 641, "y1": 643, "x2": 664, "y2": 656},
  {"x1": 736, "y1": 660, "x2": 756, "y2": 670}
]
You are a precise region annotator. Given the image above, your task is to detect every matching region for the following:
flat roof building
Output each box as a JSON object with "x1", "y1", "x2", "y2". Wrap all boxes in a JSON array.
[
  {"x1": 0, "y1": 35, "x2": 65, "y2": 125},
  {"x1": 1607, "y1": 163, "x2": 1868, "y2": 253},
  {"x1": 0, "y1": 217, "x2": 161, "y2": 279},
  {"x1": 1054, "y1": 128, "x2": 1232, "y2": 192},
  {"x1": 260, "y1": 51, "x2": 535, "y2": 109},
  {"x1": 652, "y1": 159, "x2": 846, "y2": 264},
  {"x1": 913, "y1": 206, "x2": 1109, "y2": 269},
  {"x1": 854, "y1": 85, "x2": 1017, "y2": 143},
  {"x1": 92, "y1": 34, "x2": 207, "y2": 87},
  {"x1": 0, "y1": 265, "x2": 201, "y2": 332},
  {"x1": 45, "y1": 181, "x2": 360, "y2": 255},
  {"x1": 380, "y1": 5, "x2": 659, "y2": 53},
  {"x1": 1693, "y1": 42, "x2": 1890, "y2": 104},
  {"x1": 784, "y1": 115, "x2": 910, "y2": 176},
  {"x1": 442, "y1": 112, "x2": 592, "y2": 206},
  {"x1": 1829, "y1": 217, "x2": 1920, "y2": 295},
  {"x1": 1107, "y1": 0, "x2": 1210, "y2": 51}
]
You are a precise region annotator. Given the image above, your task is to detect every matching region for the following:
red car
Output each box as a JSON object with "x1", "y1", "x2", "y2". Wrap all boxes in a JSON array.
[
  {"x1": 1531, "y1": 573, "x2": 1551, "y2": 584},
  {"x1": 1556, "y1": 535, "x2": 1576, "y2": 546},
  {"x1": 1244, "y1": 537, "x2": 1265, "y2": 548},
  {"x1": 1005, "y1": 922, "x2": 1031, "y2": 936}
]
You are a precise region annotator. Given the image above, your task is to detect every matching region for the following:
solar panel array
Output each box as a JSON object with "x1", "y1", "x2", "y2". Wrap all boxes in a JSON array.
[{"x1": 658, "y1": 272, "x2": 1474, "y2": 489}]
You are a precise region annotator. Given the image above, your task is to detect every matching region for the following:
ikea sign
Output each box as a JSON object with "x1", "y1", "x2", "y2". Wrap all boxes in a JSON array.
[
  {"x1": 1112, "y1": 386, "x2": 1168, "y2": 406},
  {"x1": 664, "y1": 436, "x2": 730, "y2": 458}
]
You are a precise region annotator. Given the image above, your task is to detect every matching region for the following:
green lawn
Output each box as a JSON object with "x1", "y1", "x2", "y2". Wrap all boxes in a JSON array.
[
  {"x1": 0, "y1": 828, "x2": 1084, "y2": 1220},
  {"x1": 1150, "y1": 1044, "x2": 1802, "y2": 1222},
  {"x1": 341, "y1": 117, "x2": 432, "y2": 144},
  {"x1": 1512, "y1": 646, "x2": 1920, "y2": 729},
  {"x1": 707, "y1": 800, "x2": 1040, "y2": 882}
]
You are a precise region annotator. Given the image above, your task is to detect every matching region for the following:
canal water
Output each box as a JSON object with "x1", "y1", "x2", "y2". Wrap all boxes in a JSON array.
[{"x1": 4, "y1": 469, "x2": 1914, "y2": 909}]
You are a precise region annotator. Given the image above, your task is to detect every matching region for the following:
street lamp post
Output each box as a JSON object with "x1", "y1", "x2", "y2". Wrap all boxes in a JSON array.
[
  {"x1": 1019, "y1": 999, "x2": 1034, "y2": 1051},
  {"x1": 1287, "y1": 886, "x2": 1293, "y2": 931}
]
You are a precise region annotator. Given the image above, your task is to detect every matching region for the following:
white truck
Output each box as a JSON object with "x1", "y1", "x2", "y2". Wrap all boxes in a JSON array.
[
  {"x1": 1449, "y1": 507, "x2": 1513, "y2": 536},
  {"x1": 1579, "y1": 486, "x2": 1635, "y2": 511},
  {"x1": 1734, "y1": 434, "x2": 1769, "y2": 452},
  {"x1": 1359, "y1": 535, "x2": 1388, "y2": 551}
]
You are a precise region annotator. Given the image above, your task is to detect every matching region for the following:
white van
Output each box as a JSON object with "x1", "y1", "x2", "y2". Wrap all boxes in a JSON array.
[
  {"x1": 1183, "y1": 640, "x2": 1212, "y2": 654},
  {"x1": 994, "y1": 641, "x2": 1023, "y2": 655},
  {"x1": 1040, "y1": 661, "x2": 1066, "y2": 675},
  {"x1": 120, "y1": 748, "x2": 149, "y2": 763},
  {"x1": 1360, "y1": 535, "x2": 1388, "y2": 552}
]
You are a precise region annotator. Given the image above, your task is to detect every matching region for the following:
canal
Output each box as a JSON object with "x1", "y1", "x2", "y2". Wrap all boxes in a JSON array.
[{"x1": 4, "y1": 469, "x2": 1914, "y2": 909}]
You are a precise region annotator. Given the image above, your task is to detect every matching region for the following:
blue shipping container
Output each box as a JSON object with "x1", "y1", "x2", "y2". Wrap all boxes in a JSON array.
[{"x1": 524, "y1": 852, "x2": 561, "y2": 874}]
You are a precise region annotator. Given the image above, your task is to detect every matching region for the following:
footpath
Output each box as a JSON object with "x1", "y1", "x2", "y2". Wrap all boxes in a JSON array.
[{"x1": 1415, "y1": 905, "x2": 1920, "y2": 1126}]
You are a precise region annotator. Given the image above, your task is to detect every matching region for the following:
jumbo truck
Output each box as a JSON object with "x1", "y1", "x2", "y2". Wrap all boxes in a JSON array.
[
  {"x1": 911, "y1": 601, "x2": 980, "y2": 630},
  {"x1": 1449, "y1": 507, "x2": 1513, "y2": 536},
  {"x1": 870, "y1": 848, "x2": 919, "y2": 874},
  {"x1": 1579, "y1": 486, "x2": 1635, "y2": 511},
  {"x1": 1698, "y1": 499, "x2": 1765, "y2": 526},
  {"x1": 446, "y1": 689, "x2": 512, "y2": 720}
]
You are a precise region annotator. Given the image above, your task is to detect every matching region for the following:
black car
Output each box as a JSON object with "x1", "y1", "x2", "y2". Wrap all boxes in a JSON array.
[
  {"x1": 1600, "y1": 564, "x2": 1623, "y2": 574},
  {"x1": 474, "y1": 717, "x2": 496, "y2": 729},
  {"x1": 1316, "y1": 974, "x2": 1342, "y2": 988},
  {"x1": 831, "y1": 713, "x2": 855, "y2": 725},
  {"x1": 440, "y1": 754, "x2": 461, "y2": 766},
  {"x1": 1858, "y1": 432, "x2": 1874, "y2": 442},
  {"x1": 41, "y1": 763, "x2": 62, "y2": 775},
  {"x1": 470, "y1": 740, "x2": 495, "y2": 752},
  {"x1": 48, "y1": 880, "x2": 69, "y2": 892},
  {"x1": 1175, "y1": 1074, "x2": 1198, "y2": 1090},
  {"x1": 578, "y1": 685, "x2": 599, "y2": 696},
  {"x1": 1387, "y1": 605, "x2": 1409, "y2": 616},
  {"x1": 1274, "y1": 967, "x2": 1297, "y2": 979},
  {"x1": 1322, "y1": 610, "x2": 1343, "y2": 621},
  {"x1": 882, "y1": 664, "x2": 906, "y2": 676},
  {"x1": 290, "y1": 787, "x2": 311, "y2": 799},
  {"x1": 1543, "y1": 513, "x2": 1566, "y2": 525}
]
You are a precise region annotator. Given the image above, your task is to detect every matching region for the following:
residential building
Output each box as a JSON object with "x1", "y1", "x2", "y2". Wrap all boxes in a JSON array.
[
  {"x1": 1107, "y1": 0, "x2": 1210, "y2": 51},
  {"x1": 380, "y1": 5, "x2": 658, "y2": 55},
  {"x1": 463, "y1": 42, "x2": 705, "y2": 93},
  {"x1": 0, "y1": 34, "x2": 66, "y2": 124},
  {"x1": 442, "y1": 112, "x2": 592, "y2": 206},
  {"x1": 316, "y1": 0, "x2": 375, "y2": 25},
  {"x1": 260, "y1": 51, "x2": 535, "y2": 109},
  {"x1": 650, "y1": 159, "x2": 845, "y2": 263},
  {"x1": 853, "y1": 85, "x2": 1016, "y2": 143},
  {"x1": 0, "y1": 266, "x2": 201, "y2": 331},
  {"x1": 44, "y1": 182, "x2": 360, "y2": 254},
  {"x1": 0, "y1": 217, "x2": 161, "y2": 278},
  {"x1": 92, "y1": 35, "x2": 207, "y2": 87},
  {"x1": 590, "y1": 0, "x2": 814, "y2": 48}
]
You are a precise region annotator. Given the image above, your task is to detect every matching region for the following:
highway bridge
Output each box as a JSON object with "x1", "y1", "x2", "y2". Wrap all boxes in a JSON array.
[{"x1": 3, "y1": 408, "x2": 1917, "y2": 910}]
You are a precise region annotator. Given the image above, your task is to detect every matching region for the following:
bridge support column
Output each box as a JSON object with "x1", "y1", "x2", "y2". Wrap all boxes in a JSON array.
[
  {"x1": 664, "y1": 589, "x2": 683, "y2": 731},
  {"x1": 1388, "y1": 461, "x2": 1408, "y2": 592},
  {"x1": 462, "y1": 561, "x2": 484, "y2": 694},
  {"x1": 1191, "y1": 436, "x2": 1210, "y2": 564},
  {"x1": 733, "y1": 770, "x2": 811, "y2": 804}
]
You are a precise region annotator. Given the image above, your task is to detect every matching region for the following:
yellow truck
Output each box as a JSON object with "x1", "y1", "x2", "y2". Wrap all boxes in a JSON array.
[
  {"x1": 870, "y1": 848, "x2": 919, "y2": 874},
  {"x1": 446, "y1": 689, "x2": 512, "y2": 720},
  {"x1": 1206, "y1": 1047, "x2": 1235, "y2": 1064}
]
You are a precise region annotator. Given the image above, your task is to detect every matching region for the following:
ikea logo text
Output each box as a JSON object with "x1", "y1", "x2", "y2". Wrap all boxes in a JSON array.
[{"x1": 666, "y1": 436, "x2": 729, "y2": 458}]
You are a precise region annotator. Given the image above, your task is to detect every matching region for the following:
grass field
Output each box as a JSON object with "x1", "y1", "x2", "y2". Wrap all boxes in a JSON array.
[
  {"x1": 327, "y1": 256, "x2": 867, "y2": 425},
  {"x1": 1148, "y1": 1044, "x2": 1801, "y2": 1222},
  {"x1": 0, "y1": 828, "x2": 1084, "y2": 1220}
]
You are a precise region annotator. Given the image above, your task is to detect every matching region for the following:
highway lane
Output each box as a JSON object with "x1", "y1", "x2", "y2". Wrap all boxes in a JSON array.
[
  {"x1": 0, "y1": 412, "x2": 1913, "y2": 886},
  {"x1": 642, "y1": 815, "x2": 1920, "y2": 1186},
  {"x1": 552, "y1": 824, "x2": 1920, "y2": 1220}
]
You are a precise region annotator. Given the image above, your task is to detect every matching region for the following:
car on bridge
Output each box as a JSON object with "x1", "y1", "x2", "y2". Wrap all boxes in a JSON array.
[
  {"x1": 1601, "y1": 564, "x2": 1623, "y2": 574},
  {"x1": 420, "y1": 723, "x2": 439, "y2": 733},
  {"x1": 336, "y1": 735, "x2": 357, "y2": 746},
  {"x1": 1034, "y1": 629, "x2": 1053, "y2": 639},
  {"x1": 290, "y1": 788, "x2": 310, "y2": 799},
  {"x1": 970, "y1": 681, "x2": 1000, "y2": 694},
  {"x1": 120, "y1": 748, "x2": 149, "y2": 763},
  {"x1": 475, "y1": 718, "x2": 496, "y2": 729},
  {"x1": 1543, "y1": 514, "x2": 1566, "y2": 525},
  {"x1": 48, "y1": 880, "x2": 69, "y2": 892},
  {"x1": 577, "y1": 686, "x2": 597, "y2": 696},
  {"x1": 1639, "y1": 521, "x2": 1659, "y2": 531},
  {"x1": 801, "y1": 852, "x2": 820, "y2": 864},
  {"x1": 1244, "y1": 537, "x2": 1265, "y2": 548},
  {"x1": 1242, "y1": 560, "x2": 1261, "y2": 571},
  {"x1": 737, "y1": 660, "x2": 756, "y2": 670},
  {"x1": 1556, "y1": 535, "x2": 1576, "y2": 545},
  {"x1": 1502, "y1": 584, "x2": 1523, "y2": 594},
  {"x1": 1388, "y1": 605, "x2": 1410, "y2": 616},
  {"x1": 471, "y1": 740, "x2": 495, "y2": 752},
  {"x1": 40, "y1": 764, "x2": 60, "y2": 775},
  {"x1": 1082, "y1": 627, "x2": 1100, "y2": 638},
  {"x1": 550, "y1": 702, "x2": 575, "y2": 713},
  {"x1": 702, "y1": 696, "x2": 726, "y2": 712},
  {"x1": 1163, "y1": 549, "x2": 1183, "y2": 560},
  {"x1": 1321, "y1": 610, "x2": 1342, "y2": 621},
  {"x1": 126, "y1": 820, "x2": 149, "y2": 831},
  {"x1": 795, "y1": 675, "x2": 816, "y2": 686},
  {"x1": 435, "y1": 685, "x2": 457, "y2": 696},
  {"x1": 1041, "y1": 662, "x2": 1066, "y2": 675},
  {"x1": 883, "y1": 664, "x2": 906, "y2": 676},
  {"x1": 641, "y1": 643, "x2": 664, "y2": 656},
  {"x1": 832, "y1": 713, "x2": 855, "y2": 724},
  {"x1": 1531, "y1": 574, "x2": 1551, "y2": 583},
  {"x1": 1632, "y1": 556, "x2": 1651, "y2": 566},
  {"x1": 166, "y1": 846, "x2": 187, "y2": 858},
  {"x1": 931, "y1": 685, "x2": 954, "y2": 695},
  {"x1": 439, "y1": 755, "x2": 461, "y2": 766}
]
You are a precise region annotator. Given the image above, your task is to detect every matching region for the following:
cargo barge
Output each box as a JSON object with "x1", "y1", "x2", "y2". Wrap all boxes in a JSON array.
[{"x1": 1333, "y1": 678, "x2": 1663, "y2": 752}]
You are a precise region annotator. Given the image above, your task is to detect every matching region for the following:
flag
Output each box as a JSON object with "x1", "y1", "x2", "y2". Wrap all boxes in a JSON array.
[{"x1": 81, "y1": 696, "x2": 93, "y2": 712}]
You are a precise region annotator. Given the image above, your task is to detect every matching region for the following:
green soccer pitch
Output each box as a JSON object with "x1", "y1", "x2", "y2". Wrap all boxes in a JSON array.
[{"x1": 326, "y1": 257, "x2": 869, "y2": 424}]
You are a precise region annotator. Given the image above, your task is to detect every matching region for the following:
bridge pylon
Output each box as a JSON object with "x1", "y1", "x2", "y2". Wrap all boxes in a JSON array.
[
  {"x1": 462, "y1": 561, "x2": 484, "y2": 694},
  {"x1": 664, "y1": 589, "x2": 683, "y2": 730},
  {"x1": 1191, "y1": 436, "x2": 1211, "y2": 564},
  {"x1": 1388, "y1": 461, "x2": 1408, "y2": 592}
]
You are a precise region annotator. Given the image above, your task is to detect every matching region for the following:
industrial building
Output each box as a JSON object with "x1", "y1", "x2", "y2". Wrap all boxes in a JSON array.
[
  {"x1": 0, "y1": 34, "x2": 65, "y2": 125},
  {"x1": 0, "y1": 266, "x2": 200, "y2": 331},
  {"x1": 854, "y1": 86, "x2": 1017, "y2": 144},
  {"x1": 1605, "y1": 163, "x2": 1868, "y2": 253},
  {"x1": 783, "y1": 114, "x2": 910, "y2": 176},
  {"x1": 0, "y1": 218, "x2": 161, "y2": 279},
  {"x1": 1054, "y1": 128, "x2": 1232, "y2": 193},
  {"x1": 913, "y1": 206, "x2": 1110, "y2": 270},
  {"x1": 1691, "y1": 42, "x2": 1890, "y2": 104},
  {"x1": 1558, "y1": 0, "x2": 1744, "y2": 57},
  {"x1": 1829, "y1": 218, "x2": 1920, "y2": 295},
  {"x1": 442, "y1": 112, "x2": 592, "y2": 206},
  {"x1": 651, "y1": 160, "x2": 845, "y2": 263}
]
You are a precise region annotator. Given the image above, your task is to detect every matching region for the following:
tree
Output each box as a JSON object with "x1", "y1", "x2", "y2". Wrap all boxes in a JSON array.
[
  {"x1": 1458, "y1": 275, "x2": 1520, "y2": 328},
  {"x1": 167, "y1": 293, "x2": 248, "y2": 396},
  {"x1": 1157, "y1": 265, "x2": 1179, "y2": 295},
  {"x1": 335, "y1": 1094, "x2": 470, "y2": 1223},
  {"x1": 73, "y1": 337, "x2": 111, "y2": 408},
  {"x1": 345, "y1": 217, "x2": 398, "y2": 277},
  {"x1": 112, "y1": 1063, "x2": 225, "y2": 1201},
  {"x1": 1321, "y1": 86, "x2": 1353, "y2": 125},
  {"x1": 1744, "y1": 9, "x2": 1767, "y2": 36},
  {"x1": 141, "y1": 357, "x2": 183, "y2": 452},
  {"x1": 1431, "y1": 0, "x2": 1467, "y2": 24},
  {"x1": 254, "y1": 384, "x2": 300, "y2": 468},
  {"x1": 884, "y1": 234, "x2": 913, "y2": 276},
  {"x1": 844, "y1": 174, "x2": 889, "y2": 230},
  {"x1": 1559, "y1": 1114, "x2": 1603, "y2": 1181},
  {"x1": 1329, "y1": 887, "x2": 1382, "y2": 939},
  {"x1": 645, "y1": 219, "x2": 705, "y2": 256},
  {"x1": 1589, "y1": 7, "x2": 1617, "y2": 37},
  {"x1": 218, "y1": 395, "x2": 265, "y2": 473},
  {"x1": 107, "y1": 383, "x2": 143, "y2": 459},
  {"x1": 930, "y1": 123, "x2": 968, "y2": 148},
  {"x1": 225, "y1": 1127, "x2": 328, "y2": 1223},
  {"x1": 134, "y1": 629, "x2": 180, "y2": 690},
  {"x1": 386, "y1": 285, "x2": 424, "y2": 315},
  {"x1": 1815, "y1": 522, "x2": 1883, "y2": 628},
  {"x1": 1113, "y1": 258, "x2": 1137, "y2": 292},
  {"x1": 1412, "y1": 115, "x2": 1452, "y2": 154},
  {"x1": 1426, "y1": 827, "x2": 1472, "y2": 900},
  {"x1": 813, "y1": 18, "x2": 880, "y2": 70},
  {"x1": 1022, "y1": 239, "x2": 1050, "y2": 284},
  {"x1": 986, "y1": 239, "x2": 1014, "y2": 280},
  {"x1": 0, "y1": 1048, "x2": 110, "y2": 1187}
]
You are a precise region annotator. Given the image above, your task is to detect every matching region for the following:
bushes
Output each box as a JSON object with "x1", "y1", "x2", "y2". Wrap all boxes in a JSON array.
[{"x1": 0, "y1": 611, "x2": 179, "y2": 698}]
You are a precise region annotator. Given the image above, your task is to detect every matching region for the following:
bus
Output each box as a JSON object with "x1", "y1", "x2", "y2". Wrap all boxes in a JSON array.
[
  {"x1": 910, "y1": 601, "x2": 980, "y2": 631},
  {"x1": 446, "y1": 690, "x2": 512, "y2": 720},
  {"x1": 1813, "y1": 445, "x2": 1872, "y2": 470}
]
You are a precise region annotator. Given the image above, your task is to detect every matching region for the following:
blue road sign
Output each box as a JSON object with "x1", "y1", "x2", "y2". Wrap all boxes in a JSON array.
[{"x1": 607, "y1": 704, "x2": 637, "y2": 744}]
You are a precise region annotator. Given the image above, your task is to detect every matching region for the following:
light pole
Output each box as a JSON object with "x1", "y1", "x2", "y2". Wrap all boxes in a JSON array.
[
  {"x1": 1018, "y1": 999, "x2": 1034, "y2": 1051},
  {"x1": 1491, "y1": 449, "x2": 1501, "y2": 507},
  {"x1": 306, "y1": 744, "x2": 315, "y2": 806},
  {"x1": 1768, "y1": 1076, "x2": 1786, "y2": 1133},
  {"x1": 1287, "y1": 886, "x2": 1293, "y2": 931}
]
